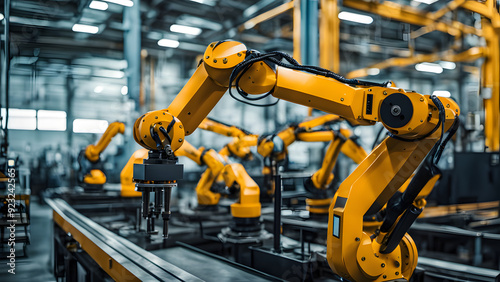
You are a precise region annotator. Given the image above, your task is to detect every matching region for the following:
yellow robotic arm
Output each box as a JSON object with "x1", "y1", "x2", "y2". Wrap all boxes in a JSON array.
[
  {"x1": 198, "y1": 117, "x2": 258, "y2": 160},
  {"x1": 121, "y1": 148, "x2": 149, "y2": 197},
  {"x1": 133, "y1": 40, "x2": 459, "y2": 281},
  {"x1": 78, "y1": 121, "x2": 125, "y2": 187},
  {"x1": 174, "y1": 140, "x2": 261, "y2": 219},
  {"x1": 198, "y1": 117, "x2": 251, "y2": 138},
  {"x1": 85, "y1": 121, "x2": 125, "y2": 162}
]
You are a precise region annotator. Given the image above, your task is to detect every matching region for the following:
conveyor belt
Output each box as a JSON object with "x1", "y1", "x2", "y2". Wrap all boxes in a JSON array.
[
  {"x1": 48, "y1": 198, "x2": 203, "y2": 281},
  {"x1": 151, "y1": 244, "x2": 280, "y2": 282},
  {"x1": 417, "y1": 257, "x2": 500, "y2": 281}
]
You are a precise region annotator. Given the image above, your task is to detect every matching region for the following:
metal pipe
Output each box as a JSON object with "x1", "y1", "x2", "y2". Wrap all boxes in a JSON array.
[
  {"x1": 273, "y1": 163, "x2": 282, "y2": 253},
  {"x1": 2, "y1": 0, "x2": 10, "y2": 156},
  {"x1": 163, "y1": 186, "x2": 172, "y2": 238}
]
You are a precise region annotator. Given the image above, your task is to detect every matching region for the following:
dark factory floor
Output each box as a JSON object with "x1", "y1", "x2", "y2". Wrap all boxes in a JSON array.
[{"x1": 0, "y1": 198, "x2": 56, "y2": 282}]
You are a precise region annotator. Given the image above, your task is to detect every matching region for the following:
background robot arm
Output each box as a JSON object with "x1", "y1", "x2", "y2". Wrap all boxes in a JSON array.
[{"x1": 78, "y1": 121, "x2": 125, "y2": 186}]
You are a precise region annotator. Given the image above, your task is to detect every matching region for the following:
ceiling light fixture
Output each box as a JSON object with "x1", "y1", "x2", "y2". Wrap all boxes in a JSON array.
[
  {"x1": 157, "y1": 39, "x2": 180, "y2": 48},
  {"x1": 439, "y1": 61, "x2": 456, "y2": 70},
  {"x1": 189, "y1": 0, "x2": 216, "y2": 6},
  {"x1": 338, "y1": 11, "x2": 373, "y2": 25},
  {"x1": 413, "y1": 0, "x2": 438, "y2": 5},
  {"x1": 94, "y1": 86, "x2": 103, "y2": 93},
  {"x1": 89, "y1": 1, "x2": 109, "y2": 10},
  {"x1": 72, "y1": 24, "x2": 99, "y2": 34},
  {"x1": 415, "y1": 62, "x2": 443, "y2": 74},
  {"x1": 103, "y1": 0, "x2": 133, "y2": 7},
  {"x1": 170, "y1": 24, "x2": 202, "y2": 36},
  {"x1": 367, "y1": 68, "x2": 380, "y2": 76},
  {"x1": 121, "y1": 86, "x2": 128, "y2": 95}
]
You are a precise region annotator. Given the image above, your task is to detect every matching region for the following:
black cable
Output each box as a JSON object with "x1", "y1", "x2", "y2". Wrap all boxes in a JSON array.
[
  {"x1": 228, "y1": 50, "x2": 390, "y2": 107},
  {"x1": 158, "y1": 126, "x2": 172, "y2": 145},
  {"x1": 372, "y1": 126, "x2": 387, "y2": 150},
  {"x1": 150, "y1": 127, "x2": 163, "y2": 151}
]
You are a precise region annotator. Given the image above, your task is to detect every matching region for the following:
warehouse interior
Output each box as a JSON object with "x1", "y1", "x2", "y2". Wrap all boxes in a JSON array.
[{"x1": 0, "y1": 0, "x2": 499, "y2": 281}]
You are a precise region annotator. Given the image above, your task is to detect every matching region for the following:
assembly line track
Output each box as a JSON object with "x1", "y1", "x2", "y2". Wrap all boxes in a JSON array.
[{"x1": 47, "y1": 198, "x2": 204, "y2": 282}]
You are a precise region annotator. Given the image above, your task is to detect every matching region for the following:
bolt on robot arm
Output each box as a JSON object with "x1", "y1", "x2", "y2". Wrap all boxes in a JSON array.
[
  {"x1": 133, "y1": 40, "x2": 459, "y2": 281},
  {"x1": 78, "y1": 121, "x2": 125, "y2": 188}
]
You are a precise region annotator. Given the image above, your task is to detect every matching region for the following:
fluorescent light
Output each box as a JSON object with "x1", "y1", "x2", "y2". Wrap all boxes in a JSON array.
[
  {"x1": 38, "y1": 110, "x2": 67, "y2": 131},
  {"x1": 89, "y1": 1, "x2": 108, "y2": 10},
  {"x1": 244, "y1": 22, "x2": 255, "y2": 29},
  {"x1": 72, "y1": 24, "x2": 99, "y2": 34},
  {"x1": 367, "y1": 68, "x2": 380, "y2": 76},
  {"x1": 121, "y1": 86, "x2": 128, "y2": 95},
  {"x1": 94, "y1": 69, "x2": 124, "y2": 78},
  {"x1": 0, "y1": 13, "x2": 4, "y2": 21},
  {"x1": 158, "y1": 39, "x2": 180, "y2": 48},
  {"x1": 338, "y1": 11, "x2": 373, "y2": 25},
  {"x1": 73, "y1": 119, "x2": 109, "y2": 134},
  {"x1": 103, "y1": 0, "x2": 133, "y2": 7},
  {"x1": 1, "y1": 108, "x2": 37, "y2": 130},
  {"x1": 415, "y1": 62, "x2": 443, "y2": 74},
  {"x1": 94, "y1": 86, "x2": 103, "y2": 93},
  {"x1": 432, "y1": 91, "x2": 451, "y2": 98},
  {"x1": 413, "y1": 0, "x2": 438, "y2": 4},
  {"x1": 170, "y1": 24, "x2": 202, "y2": 36},
  {"x1": 189, "y1": 0, "x2": 216, "y2": 6},
  {"x1": 439, "y1": 61, "x2": 456, "y2": 70}
]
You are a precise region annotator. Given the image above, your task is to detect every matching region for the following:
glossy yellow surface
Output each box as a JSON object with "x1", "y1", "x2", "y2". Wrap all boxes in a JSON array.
[
  {"x1": 120, "y1": 149, "x2": 148, "y2": 197},
  {"x1": 85, "y1": 121, "x2": 125, "y2": 163},
  {"x1": 83, "y1": 169, "x2": 106, "y2": 185},
  {"x1": 132, "y1": 40, "x2": 461, "y2": 281}
]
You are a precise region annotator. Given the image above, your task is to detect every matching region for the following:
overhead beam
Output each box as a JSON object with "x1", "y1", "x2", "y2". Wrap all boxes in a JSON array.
[
  {"x1": 342, "y1": 0, "x2": 481, "y2": 37},
  {"x1": 238, "y1": 1, "x2": 294, "y2": 32},
  {"x1": 345, "y1": 46, "x2": 486, "y2": 79}
]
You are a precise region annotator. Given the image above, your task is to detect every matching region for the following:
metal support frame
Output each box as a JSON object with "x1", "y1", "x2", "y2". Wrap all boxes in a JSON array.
[
  {"x1": 293, "y1": 0, "x2": 301, "y2": 62},
  {"x1": 346, "y1": 47, "x2": 486, "y2": 79},
  {"x1": 124, "y1": 1, "x2": 141, "y2": 111},
  {"x1": 2, "y1": 0, "x2": 10, "y2": 156},
  {"x1": 342, "y1": 0, "x2": 480, "y2": 37},
  {"x1": 239, "y1": 1, "x2": 294, "y2": 32},
  {"x1": 482, "y1": 19, "x2": 500, "y2": 151},
  {"x1": 273, "y1": 162, "x2": 282, "y2": 253},
  {"x1": 319, "y1": 0, "x2": 339, "y2": 73},
  {"x1": 300, "y1": 0, "x2": 319, "y2": 66},
  {"x1": 340, "y1": 0, "x2": 500, "y2": 151},
  {"x1": 66, "y1": 63, "x2": 74, "y2": 148}
]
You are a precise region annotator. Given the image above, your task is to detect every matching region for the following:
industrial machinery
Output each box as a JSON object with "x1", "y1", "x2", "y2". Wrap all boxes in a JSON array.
[
  {"x1": 132, "y1": 40, "x2": 459, "y2": 281},
  {"x1": 175, "y1": 138, "x2": 265, "y2": 237},
  {"x1": 199, "y1": 117, "x2": 259, "y2": 161},
  {"x1": 257, "y1": 114, "x2": 368, "y2": 214},
  {"x1": 77, "y1": 121, "x2": 125, "y2": 190},
  {"x1": 120, "y1": 148, "x2": 148, "y2": 198}
]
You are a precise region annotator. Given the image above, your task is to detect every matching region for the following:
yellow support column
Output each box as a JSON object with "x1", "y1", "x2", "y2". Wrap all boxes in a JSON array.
[
  {"x1": 293, "y1": 0, "x2": 301, "y2": 63},
  {"x1": 482, "y1": 19, "x2": 500, "y2": 151},
  {"x1": 320, "y1": 0, "x2": 339, "y2": 73}
]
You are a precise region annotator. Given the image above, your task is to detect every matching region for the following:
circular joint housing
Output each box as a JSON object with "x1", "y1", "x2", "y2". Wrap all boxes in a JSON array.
[
  {"x1": 379, "y1": 92, "x2": 428, "y2": 136},
  {"x1": 380, "y1": 93, "x2": 413, "y2": 129},
  {"x1": 133, "y1": 110, "x2": 185, "y2": 152},
  {"x1": 203, "y1": 41, "x2": 247, "y2": 87}
]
